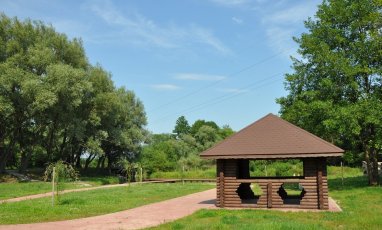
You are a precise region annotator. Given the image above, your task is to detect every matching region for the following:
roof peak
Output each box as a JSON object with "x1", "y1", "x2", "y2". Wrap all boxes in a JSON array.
[{"x1": 200, "y1": 113, "x2": 344, "y2": 159}]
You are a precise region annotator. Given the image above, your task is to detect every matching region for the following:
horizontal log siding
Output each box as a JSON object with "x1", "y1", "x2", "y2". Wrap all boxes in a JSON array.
[{"x1": 216, "y1": 158, "x2": 328, "y2": 209}]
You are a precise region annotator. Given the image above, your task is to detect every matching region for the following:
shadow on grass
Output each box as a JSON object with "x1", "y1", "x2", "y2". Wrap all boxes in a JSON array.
[
  {"x1": 329, "y1": 175, "x2": 370, "y2": 191},
  {"x1": 59, "y1": 197, "x2": 86, "y2": 205}
]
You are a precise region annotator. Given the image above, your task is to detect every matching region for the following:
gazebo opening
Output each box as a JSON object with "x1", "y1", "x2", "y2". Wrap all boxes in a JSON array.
[
  {"x1": 277, "y1": 182, "x2": 306, "y2": 205},
  {"x1": 236, "y1": 182, "x2": 263, "y2": 204},
  {"x1": 249, "y1": 159, "x2": 303, "y2": 177}
]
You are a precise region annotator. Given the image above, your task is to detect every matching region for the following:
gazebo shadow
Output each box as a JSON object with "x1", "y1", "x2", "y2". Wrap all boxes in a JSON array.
[{"x1": 199, "y1": 199, "x2": 216, "y2": 204}]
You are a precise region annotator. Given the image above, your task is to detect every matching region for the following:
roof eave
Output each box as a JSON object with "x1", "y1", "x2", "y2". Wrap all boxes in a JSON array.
[{"x1": 200, "y1": 152, "x2": 344, "y2": 159}]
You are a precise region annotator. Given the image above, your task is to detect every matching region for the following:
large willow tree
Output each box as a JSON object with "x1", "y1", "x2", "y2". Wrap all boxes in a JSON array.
[
  {"x1": 0, "y1": 14, "x2": 147, "y2": 173},
  {"x1": 277, "y1": 0, "x2": 382, "y2": 185}
]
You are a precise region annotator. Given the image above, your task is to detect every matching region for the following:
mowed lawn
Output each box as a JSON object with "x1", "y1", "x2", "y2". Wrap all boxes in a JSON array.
[
  {"x1": 0, "y1": 182, "x2": 214, "y2": 224},
  {"x1": 0, "y1": 175, "x2": 119, "y2": 200},
  {"x1": 152, "y1": 168, "x2": 382, "y2": 230}
]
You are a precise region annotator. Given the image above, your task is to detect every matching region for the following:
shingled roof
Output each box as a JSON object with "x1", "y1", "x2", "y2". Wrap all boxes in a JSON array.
[{"x1": 200, "y1": 113, "x2": 344, "y2": 159}]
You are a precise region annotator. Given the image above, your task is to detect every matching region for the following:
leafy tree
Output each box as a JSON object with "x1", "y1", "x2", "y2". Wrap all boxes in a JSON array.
[
  {"x1": 173, "y1": 116, "x2": 190, "y2": 138},
  {"x1": 277, "y1": 0, "x2": 382, "y2": 185},
  {"x1": 44, "y1": 160, "x2": 78, "y2": 203},
  {"x1": 0, "y1": 14, "x2": 147, "y2": 173},
  {"x1": 190, "y1": 119, "x2": 219, "y2": 135},
  {"x1": 195, "y1": 125, "x2": 221, "y2": 150}
]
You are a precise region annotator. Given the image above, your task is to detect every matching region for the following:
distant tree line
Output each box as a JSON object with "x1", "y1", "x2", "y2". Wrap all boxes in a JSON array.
[
  {"x1": 141, "y1": 116, "x2": 234, "y2": 175},
  {"x1": 0, "y1": 14, "x2": 147, "y2": 173}
]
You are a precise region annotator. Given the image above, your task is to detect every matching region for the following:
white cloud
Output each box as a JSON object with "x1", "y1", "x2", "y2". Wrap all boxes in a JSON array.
[
  {"x1": 259, "y1": 1, "x2": 320, "y2": 57},
  {"x1": 88, "y1": 0, "x2": 231, "y2": 55},
  {"x1": 174, "y1": 73, "x2": 226, "y2": 81},
  {"x1": 262, "y1": 2, "x2": 317, "y2": 25},
  {"x1": 150, "y1": 84, "x2": 180, "y2": 91},
  {"x1": 232, "y1": 17, "x2": 243, "y2": 24}
]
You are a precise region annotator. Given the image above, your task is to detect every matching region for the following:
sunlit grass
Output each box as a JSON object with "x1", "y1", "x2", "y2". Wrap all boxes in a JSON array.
[
  {"x1": 0, "y1": 182, "x2": 214, "y2": 224},
  {"x1": 151, "y1": 167, "x2": 382, "y2": 230}
]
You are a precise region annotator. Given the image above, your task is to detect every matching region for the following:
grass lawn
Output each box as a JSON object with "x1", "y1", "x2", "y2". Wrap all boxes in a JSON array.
[
  {"x1": 0, "y1": 182, "x2": 214, "y2": 224},
  {"x1": 0, "y1": 174, "x2": 119, "y2": 200},
  {"x1": 151, "y1": 167, "x2": 382, "y2": 230}
]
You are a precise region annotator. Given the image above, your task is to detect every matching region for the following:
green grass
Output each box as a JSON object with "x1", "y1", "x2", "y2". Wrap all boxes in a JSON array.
[
  {"x1": 0, "y1": 182, "x2": 214, "y2": 224},
  {"x1": 0, "y1": 175, "x2": 119, "y2": 200},
  {"x1": 151, "y1": 167, "x2": 382, "y2": 230},
  {"x1": 150, "y1": 167, "x2": 216, "y2": 179}
]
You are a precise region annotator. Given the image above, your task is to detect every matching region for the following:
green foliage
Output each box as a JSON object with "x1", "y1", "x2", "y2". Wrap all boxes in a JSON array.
[
  {"x1": 150, "y1": 167, "x2": 216, "y2": 179},
  {"x1": 277, "y1": 0, "x2": 382, "y2": 185},
  {"x1": 0, "y1": 14, "x2": 147, "y2": 173},
  {"x1": 44, "y1": 161, "x2": 78, "y2": 183},
  {"x1": 142, "y1": 120, "x2": 234, "y2": 176},
  {"x1": 44, "y1": 160, "x2": 78, "y2": 203},
  {"x1": 173, "y1": 116, "x2": 191, "y2": 138},
  {"x1": 250, "y1": 160, "x2": 303, "y2": 177}
]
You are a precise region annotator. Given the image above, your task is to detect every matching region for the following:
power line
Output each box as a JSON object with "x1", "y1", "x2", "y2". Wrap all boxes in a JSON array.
[
  {"x1": 148, "y1": 48, "x2": 292, "y2": 113},
  {"x1": 151, "y1": 71, "x2": 286, "y2": 123}
]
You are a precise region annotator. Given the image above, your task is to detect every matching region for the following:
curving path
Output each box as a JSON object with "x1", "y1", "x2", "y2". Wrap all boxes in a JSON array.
[
  {"x1": 0, "y1": 189, "x2": 217, "y2": 230},
  {"x1": 0, "y1": 181, "x2": 161, "y2": 204}
]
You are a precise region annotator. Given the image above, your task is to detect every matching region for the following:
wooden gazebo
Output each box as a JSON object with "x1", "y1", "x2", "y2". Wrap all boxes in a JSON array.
[{"x1": 200, "y1": 114, "x2": 343, "y2": 210}]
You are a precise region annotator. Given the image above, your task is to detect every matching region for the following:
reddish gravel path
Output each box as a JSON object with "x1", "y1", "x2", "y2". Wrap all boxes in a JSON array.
[{"x1": 0, "y1": 189, "x2": 217, "y2": 230}]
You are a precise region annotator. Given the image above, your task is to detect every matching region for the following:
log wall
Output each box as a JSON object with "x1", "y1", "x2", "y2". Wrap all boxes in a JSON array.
[{"x1": 216, "y1": 158, "x2": 329, "y2": 209}]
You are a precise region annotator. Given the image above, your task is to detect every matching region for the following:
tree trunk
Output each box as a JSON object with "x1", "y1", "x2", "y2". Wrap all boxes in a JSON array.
[
  {"x1": 59, "y1": 128, "x2": 68, "y2": 160},
  {"x1": 75, "y1": 149, "x2": 82, "y2": 168},
  {"x1": 370, "y1": 147, "x2": 380, "y2": 185},
  {"x1": 84, "y1": 153, "x2": 96, "y2": 170},
  {"x1": 365, "y1": 145, "x2": 379, "y2": 185},
  {"x1": 0, "y1": 138, "x2": 16, "y2": 173},
  {"x1": 19, "y1": 149, "x2": 33, "y2": 173}
]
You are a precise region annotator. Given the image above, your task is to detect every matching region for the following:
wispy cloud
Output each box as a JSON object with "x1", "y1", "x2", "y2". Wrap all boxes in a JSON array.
[
  {"x1": 174, "y1": 73, "x2": 226, "y2": 81},
  {"x1": 88, "y1": 0, "x2": 231, "y2": 55},
  {"x1": 218, "y1": 88, "x2": 249, "y2": 93},
  {"x1": 232, "y1": 17, "x2": 243, "y2": 24},
  {"x1": 150, "y1": 84, "x2": 181, "y2": 91},
  {"x1": 261, "y1": 2, "x2": 317, "y2": 25},
  {"x1": 259, "y1": 1, "x2": 320, "y2": 57}
]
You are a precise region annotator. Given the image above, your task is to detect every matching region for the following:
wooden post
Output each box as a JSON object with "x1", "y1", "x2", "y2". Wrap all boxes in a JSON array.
[
  {"x1": 219, "y1": 171, "x2": 224, "y2": 208},
  {"x1": 267, "y1": 182, "x2": 272, "y2": 208},
  {"x1": 317, "y1": 159, "x2": 324, "y2": 209},
  {"x1": 52, "y1": 167, "x2": 55, "y2": 207},
  {"x1": 182, "y1": 164, "x2": 185, "y2": 185},
  {"x1": 140, "y1": 167, "x2": 143, "y2": 183},
  {"x1": 341, "y1": 161, "x2": 344, "y2": 187}
]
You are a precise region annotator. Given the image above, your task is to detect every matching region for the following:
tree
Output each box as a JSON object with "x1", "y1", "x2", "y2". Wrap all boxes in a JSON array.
[
  {"x1": 190, "y1": 119, "x2": 219, "y2": 135},
  {"x1": 173, "y1": 116, "x2": 190, "y2": 138},
  {"x1": 0, "y1": 14, "x2": 147, "y2": 173},
  {"x1": 277, "y1": 0, "x2": 382, "y2": 185}
]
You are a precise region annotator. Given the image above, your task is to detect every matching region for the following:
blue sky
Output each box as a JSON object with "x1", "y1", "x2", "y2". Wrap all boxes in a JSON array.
[{"x1": 1, "y1": 0, "x2": 321, "y2": 133}]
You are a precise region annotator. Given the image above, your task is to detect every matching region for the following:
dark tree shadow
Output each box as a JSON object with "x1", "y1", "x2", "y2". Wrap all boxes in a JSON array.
[{"x1": 328, "y1": 175, "x2": 370, "y2": 191}]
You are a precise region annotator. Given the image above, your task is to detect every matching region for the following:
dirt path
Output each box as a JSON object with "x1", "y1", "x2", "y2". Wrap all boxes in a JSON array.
[
  {"x1": 0, "y1": 181, "x2": 157, "y2": 204},
  {"x1": 0, "y1": 189, "x2": 217, "y2": 230}
]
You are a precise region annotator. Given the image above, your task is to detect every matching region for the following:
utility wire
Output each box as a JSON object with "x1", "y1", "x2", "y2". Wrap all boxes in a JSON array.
[
  {"x1": 151, "y1": 71, "x2": 286, "y2": 123},
  {"x1": 148, "y1": 48, "x2": 292, "y2": 113}
]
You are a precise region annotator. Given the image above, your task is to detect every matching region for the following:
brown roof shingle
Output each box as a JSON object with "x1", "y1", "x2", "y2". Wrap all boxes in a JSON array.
[{"x1": 200, "y1": 113, "x2": 344, "y2": 159}]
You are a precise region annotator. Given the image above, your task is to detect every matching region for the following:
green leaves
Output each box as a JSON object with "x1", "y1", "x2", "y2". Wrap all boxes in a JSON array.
[
  {"x1": 0, "y1": 14, "x2": 147, "y2": 172},
  {"x1": 277, "y1": 0, "x2": 382, "y2": 184}
]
